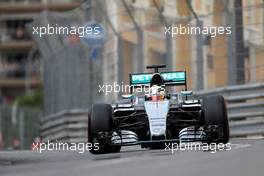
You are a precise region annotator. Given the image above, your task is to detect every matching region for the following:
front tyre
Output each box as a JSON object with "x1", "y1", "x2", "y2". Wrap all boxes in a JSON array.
[
  {"x1": 88, "y1": 104, "x2": 121, "y2": 154},
  {"x1": 202, "y1": 95, "x2": 230, "y2": 144}
]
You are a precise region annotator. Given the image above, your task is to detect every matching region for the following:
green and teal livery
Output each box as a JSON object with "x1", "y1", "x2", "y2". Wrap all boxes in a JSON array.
[{"x1": 130, "y1": 71, "x2": 186, "y2": 86}]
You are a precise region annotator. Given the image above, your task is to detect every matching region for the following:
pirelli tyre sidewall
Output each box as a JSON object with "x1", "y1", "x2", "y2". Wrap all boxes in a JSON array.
[
  {"x1": 88, "y1": 103, "x2": 121, "y2": 154},
  {"x1": 202, "y1": 95, "x2": 230, "y2": 144}
]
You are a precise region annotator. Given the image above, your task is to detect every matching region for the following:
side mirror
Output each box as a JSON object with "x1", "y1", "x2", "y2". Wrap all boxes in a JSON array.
[
  {"x1": 181, "y1": 91, "x2": 193, "y2": 96},
  {"x1": 122, "y1": 94, "x2": 134, "y2": 99}
]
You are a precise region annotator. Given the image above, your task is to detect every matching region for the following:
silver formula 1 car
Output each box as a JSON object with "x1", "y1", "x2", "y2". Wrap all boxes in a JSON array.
[{"x1": 88, "y1": 65, "x2": 229, "y2": 154}]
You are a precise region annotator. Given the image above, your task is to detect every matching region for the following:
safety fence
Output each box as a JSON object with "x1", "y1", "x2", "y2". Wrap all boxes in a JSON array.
[
  {"x1": 41, "y1": 83, "x2": 264, "y2": 142},
  {"x1": 0, "y1": 106, "x2": 41, "y2": 150}
]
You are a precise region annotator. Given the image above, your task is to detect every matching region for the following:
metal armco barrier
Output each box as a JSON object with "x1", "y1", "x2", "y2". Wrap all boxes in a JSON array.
[
  {"x1": 41, "y1": 83, "x2": 264, "y2": 142},
  {"x1": 41, "y1": 109, "x2": 88, "y2": 143}
]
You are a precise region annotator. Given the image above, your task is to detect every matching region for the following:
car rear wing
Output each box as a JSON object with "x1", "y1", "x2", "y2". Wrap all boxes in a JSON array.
[{"x1": 129, "y1": 71, "x2": 187, "y2": 88}]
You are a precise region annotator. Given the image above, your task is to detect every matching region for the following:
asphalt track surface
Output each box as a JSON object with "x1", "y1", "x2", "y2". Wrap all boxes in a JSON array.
[{"x1": 0, "y1": 139, "x2": 263, "y2": 176}]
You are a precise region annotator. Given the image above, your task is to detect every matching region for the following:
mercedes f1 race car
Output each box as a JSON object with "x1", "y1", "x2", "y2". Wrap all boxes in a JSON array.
[{"x1": 88, "y1": 65, "x2": 229, "y2": 154}]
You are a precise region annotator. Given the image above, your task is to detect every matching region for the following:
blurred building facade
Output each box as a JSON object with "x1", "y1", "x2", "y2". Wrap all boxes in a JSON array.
[
  {"x1": 103, "y1": 0, "x2": 264, "y2": 101},
  {"x1": 243, "y1": 0, "x2": 264, "y2": 84},
  {"x1": 0, "y1": 0, "x2": 80, "y2": 104}
]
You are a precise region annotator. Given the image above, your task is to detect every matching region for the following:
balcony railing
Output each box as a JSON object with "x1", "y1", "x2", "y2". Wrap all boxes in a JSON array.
[
  {"x1": 0, "y1": 61, "x2": 40, "y2": 79},
  {"x1": 0, "y1": 26, "x2": 32, "y2": 43}
]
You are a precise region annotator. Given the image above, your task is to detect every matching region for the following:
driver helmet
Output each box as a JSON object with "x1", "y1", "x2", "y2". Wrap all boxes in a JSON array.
[{"x1": 149, "y1": 85, "x2": 166, "y2": 101}]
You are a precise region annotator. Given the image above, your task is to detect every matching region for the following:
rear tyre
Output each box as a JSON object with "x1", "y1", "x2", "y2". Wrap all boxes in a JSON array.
[
  {"x1": 202, "y1": 95, "x2": 229, "y2": 144},
  {"x1": 88, "y1": 104, "x2": 121, "y2": 154}
]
